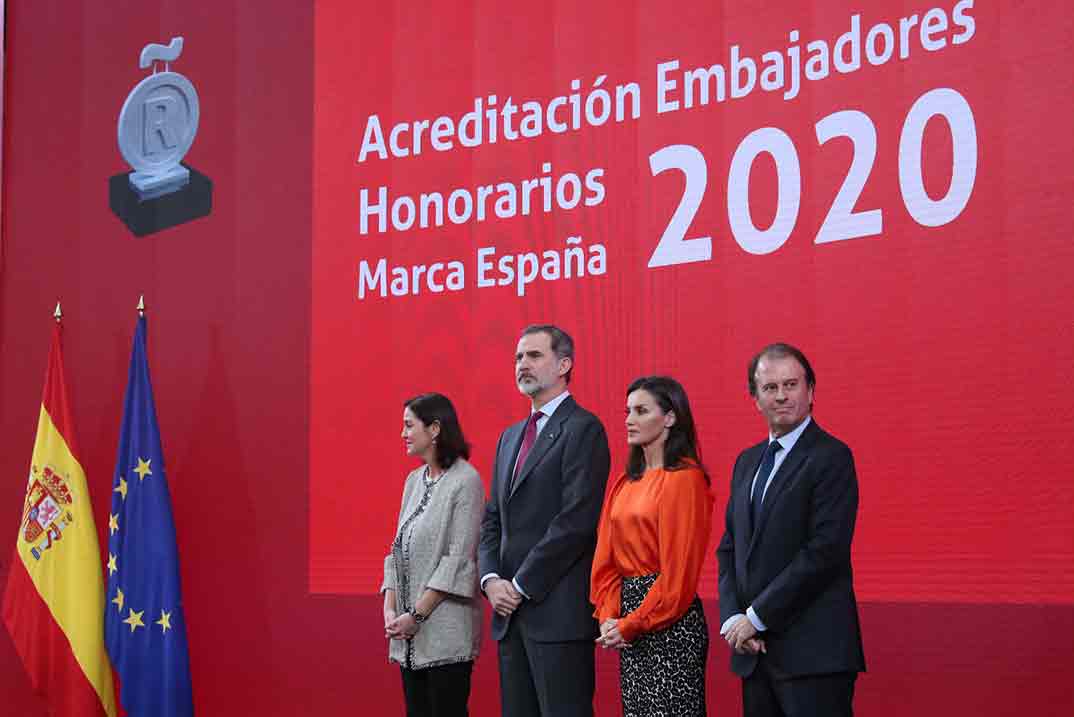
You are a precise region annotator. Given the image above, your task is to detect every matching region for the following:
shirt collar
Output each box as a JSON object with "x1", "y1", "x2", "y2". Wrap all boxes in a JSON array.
[
  {"x1": 533, "y1": 390, "x2": 571, "y2": 420},
  {"x1": 769, "y1": 414, "x2": 812, "y2": 453}
]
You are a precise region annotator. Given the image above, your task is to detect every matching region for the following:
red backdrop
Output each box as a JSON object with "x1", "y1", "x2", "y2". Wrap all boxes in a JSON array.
[{"x1": 2, "y1": 1, "x2": 1072, "y2": 715}]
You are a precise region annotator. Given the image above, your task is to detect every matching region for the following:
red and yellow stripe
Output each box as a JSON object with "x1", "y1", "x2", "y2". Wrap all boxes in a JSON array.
[{"x1": 2, "y1": 325, "x2": 116, "y2": 717}]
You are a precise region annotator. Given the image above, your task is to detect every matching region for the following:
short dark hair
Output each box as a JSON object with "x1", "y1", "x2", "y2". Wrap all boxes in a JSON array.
[
  {"x1": 403, "y1": 393, "x2": 471, "y2": 470},
  {"x1": 625, "y1": 376, "x2": 708, "y2": 483},
  {"x1": 747, "y1": 343, "x2": 816, "y2": 397},
  {"x1": 520, "y1": 324, "x2": 575, "y2": 383}
]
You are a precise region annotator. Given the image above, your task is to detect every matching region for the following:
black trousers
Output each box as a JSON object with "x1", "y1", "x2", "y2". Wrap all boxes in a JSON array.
[
  {"x1": 399, "y1": 660, "x2": 473, "y2": 717},
  {"x1": 497, "y1": 617, "x2": 595, "y2": 717},
  {"x1": 742, "y1": 659, "x2": 856, "y2": 717}
]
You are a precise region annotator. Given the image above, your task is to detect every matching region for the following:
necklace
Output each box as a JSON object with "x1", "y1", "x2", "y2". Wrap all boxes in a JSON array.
[{"x1": 423, "y1": 465, "x2": 444, "y2": 487}]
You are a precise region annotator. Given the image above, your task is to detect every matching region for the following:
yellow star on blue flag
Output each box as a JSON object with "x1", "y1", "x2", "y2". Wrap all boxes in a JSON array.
[{"x1": 104, "y1": 315, "x2": 193, "y2": 717}]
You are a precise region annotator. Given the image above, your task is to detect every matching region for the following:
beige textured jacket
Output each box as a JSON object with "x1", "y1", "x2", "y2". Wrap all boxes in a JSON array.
[{"x1": 382, "y1": 458, "x2": 484, "y2": 670}]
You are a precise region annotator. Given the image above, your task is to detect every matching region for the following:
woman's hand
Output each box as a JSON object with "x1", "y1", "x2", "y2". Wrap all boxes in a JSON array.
[
  {"x1": 382, "y1": 589, "x2": 398, "y2": 635},
  {"x1": 385, "y1": 611, "x2": 420, "y2": 640},
  {"x1": 595, "y1": 618, "x2": 631, "y2": 650}
]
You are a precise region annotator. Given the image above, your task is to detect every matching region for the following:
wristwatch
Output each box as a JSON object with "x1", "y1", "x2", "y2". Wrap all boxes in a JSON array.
[{"x1": 411, "y1": 610, "x2": 428, "y2": 625}]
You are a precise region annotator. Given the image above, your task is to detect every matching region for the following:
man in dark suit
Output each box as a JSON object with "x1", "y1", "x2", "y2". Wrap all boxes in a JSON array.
[
  {"x1": 717, "y1": 343, "x2": 865, "y2": 716},
  {"x1": 479, "y1": 324, "x2": 610, "y2": 717}
]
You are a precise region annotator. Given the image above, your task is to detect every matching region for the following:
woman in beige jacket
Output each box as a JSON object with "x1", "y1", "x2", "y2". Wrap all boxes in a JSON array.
[{"x1": 382, "y1": 393, "x2": 483, "y2": 716}]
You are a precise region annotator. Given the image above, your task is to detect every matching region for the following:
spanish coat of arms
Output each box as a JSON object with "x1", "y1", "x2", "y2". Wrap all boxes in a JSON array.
[{"x1": 21, "y1": 465, "x2": 75, "y2": 560}]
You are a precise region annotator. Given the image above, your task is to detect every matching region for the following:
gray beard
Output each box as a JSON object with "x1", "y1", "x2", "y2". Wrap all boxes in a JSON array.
[{"x1": 517, "y1": 379, "x2": 543, "y2": 397}]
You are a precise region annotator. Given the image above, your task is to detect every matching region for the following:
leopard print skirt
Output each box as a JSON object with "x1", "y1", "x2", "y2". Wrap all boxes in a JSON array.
[{"x1": 619, "y1": 573, "x2": 708, "y2": 717}]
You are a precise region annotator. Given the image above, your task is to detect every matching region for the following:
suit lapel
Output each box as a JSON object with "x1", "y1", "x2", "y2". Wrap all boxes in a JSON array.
[
  {"x1": 746, "y1": 420, "x2": 820, "y2": 559},
  {"x1": 499, "y1": 420, "x2": 527, "y2": 505},
  {"x1": 739, "y1": 441, "x2": 766, "y2": 541},
  {"x1": 508, "y1": 396, "x2": 575, "y2": 501}
]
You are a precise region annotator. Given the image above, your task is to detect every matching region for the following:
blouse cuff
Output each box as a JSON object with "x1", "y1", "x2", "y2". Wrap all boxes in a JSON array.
[
  {"x1": 425, "y1": 555, "x2": 477, "y2": 598},
  {"x1": 381, "y1": 555, "x2": 396, "y2": 593},
  {"x1": 618, "y1": 615, "x2": 642, "y2": 644}
]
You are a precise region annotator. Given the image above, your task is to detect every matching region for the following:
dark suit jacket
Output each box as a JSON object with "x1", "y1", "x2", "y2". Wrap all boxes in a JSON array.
[
  {"x1": 479, "y1": 395, "x2": 611, "y2": 643},
  {"x1": 716, "y1": 419, "x2": 866, "y2": 678}
]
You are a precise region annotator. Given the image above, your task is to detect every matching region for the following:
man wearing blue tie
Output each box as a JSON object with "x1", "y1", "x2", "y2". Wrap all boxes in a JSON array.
[{"x1": 717, "y1": 343, "x2": 865, "y2": 717}]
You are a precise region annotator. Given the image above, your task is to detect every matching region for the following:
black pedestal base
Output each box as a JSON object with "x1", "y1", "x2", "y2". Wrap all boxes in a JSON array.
[{"x1": 109, "y1": 165, "x2": 213, "y2": 237}]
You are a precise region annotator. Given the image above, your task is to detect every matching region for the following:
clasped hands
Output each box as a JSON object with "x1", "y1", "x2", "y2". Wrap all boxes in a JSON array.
[
  {"x1": 383, "y1": 609, "x2": 419, "y2": 640},
  {"x1": 486, "y1": 578, "x2": 524, "y2": 617},
  {"x1": 595, "y1": 618, "x2": 630, "y2": 650},
  {"x1": 722, "y1": 614, "x2": 766, "y2": 655},
  {"x1": 597, "y1": 618, "x2": 627, "y2": 648}
]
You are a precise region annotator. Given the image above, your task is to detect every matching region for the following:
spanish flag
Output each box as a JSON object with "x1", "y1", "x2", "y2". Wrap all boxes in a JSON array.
[{"x1": 2, "y1": 318, "x2": 117, "y2": 716}]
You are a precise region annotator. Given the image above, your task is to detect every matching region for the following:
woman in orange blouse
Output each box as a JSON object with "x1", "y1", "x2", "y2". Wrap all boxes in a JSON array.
[{"x1": 590, "y1": 376, "x2": 714, "y2": 717}]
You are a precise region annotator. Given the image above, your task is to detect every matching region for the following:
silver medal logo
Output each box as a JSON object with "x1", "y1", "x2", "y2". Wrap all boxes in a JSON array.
[
  {"x1": 117, "y1": 38, "x2": 199, "y2": 199},
  {"x1": 111, "y1": 36, "x2": 212, "y2": 236}
]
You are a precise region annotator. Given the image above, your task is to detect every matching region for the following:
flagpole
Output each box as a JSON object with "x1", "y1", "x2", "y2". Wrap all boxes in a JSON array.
[
  {"x1": 2, "y1": 296, "x2": 119, "y2": 717},
  {"x1": 105, "y1": 298, "x2": 194, "y2": 717}
]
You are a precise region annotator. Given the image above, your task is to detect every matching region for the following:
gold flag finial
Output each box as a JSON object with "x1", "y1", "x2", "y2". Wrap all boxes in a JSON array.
[
  {"x1": 54, "y1": 302, "x2": 63, "y2": 322},
  {"x1": 137, "y1": 295, "x2": 145, "y2": 317}
]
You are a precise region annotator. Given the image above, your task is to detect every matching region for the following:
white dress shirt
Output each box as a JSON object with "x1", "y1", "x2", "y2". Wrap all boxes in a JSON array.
[
  {"x1": 722, "y1": 415, "x2": 812, "y2": 635},
  {"x1": 481, "y1": 391, "x2": 572, "y2": 599}
]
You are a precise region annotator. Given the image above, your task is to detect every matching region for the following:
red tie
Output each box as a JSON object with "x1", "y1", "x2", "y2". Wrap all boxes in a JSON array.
[{"x1": 511, "y1": 412, "x2": 542, "y2": 488}]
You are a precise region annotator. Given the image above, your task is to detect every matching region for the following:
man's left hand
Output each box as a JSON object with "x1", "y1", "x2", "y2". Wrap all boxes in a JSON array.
[
  {"x1": 485, "y1": 578, "x2": 523, "y2": 617},
  {"x1": 723, "y1": 614, "x2": 758, "y2": 651}
]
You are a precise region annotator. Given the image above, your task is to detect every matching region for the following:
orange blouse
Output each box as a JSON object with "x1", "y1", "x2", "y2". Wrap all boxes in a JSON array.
[{"x1": 589, "y1": 464, "x2": 713, "y2": 643}]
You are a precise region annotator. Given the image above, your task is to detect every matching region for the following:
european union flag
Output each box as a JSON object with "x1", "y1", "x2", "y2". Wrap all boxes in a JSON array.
[{"x1": 104, "y1": 315, "x2": 193, "y2": 716}]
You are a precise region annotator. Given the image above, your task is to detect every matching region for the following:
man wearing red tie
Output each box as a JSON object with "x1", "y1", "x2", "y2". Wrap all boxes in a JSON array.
[
  {"x1": 717, "y1": 343, "x2": 866, "y2": 716},
  {"x1": 479, "y1": 324, "x2": 611, "y2": 717}
]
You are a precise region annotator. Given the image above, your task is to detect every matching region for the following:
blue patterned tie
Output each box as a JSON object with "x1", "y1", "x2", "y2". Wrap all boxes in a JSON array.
[{"x1": 751, "y1": 441, "x2": 783, "y2": 528}]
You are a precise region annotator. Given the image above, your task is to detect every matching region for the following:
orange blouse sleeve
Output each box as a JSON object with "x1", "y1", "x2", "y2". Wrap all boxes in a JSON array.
[
  {"x1": 589, "y1": 474, "x2": 627, "y2": 623},
  {"x1": 616, "y1": 467, "x2": 713, "y2": 643}
]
